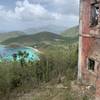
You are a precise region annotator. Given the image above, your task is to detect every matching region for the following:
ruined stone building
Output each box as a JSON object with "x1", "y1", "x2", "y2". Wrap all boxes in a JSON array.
[
  {"x1": 78, "y1": 0, "x2": 100, "y2": 84},
  {"x1": 78, "y1": 0, "x2": 100, "y2": 83},
  {"x1": 78, "y1": 0, "x2": 100, "y2": 99}
]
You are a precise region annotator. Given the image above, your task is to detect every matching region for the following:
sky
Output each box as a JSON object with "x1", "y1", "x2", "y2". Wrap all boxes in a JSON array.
[{"x1": 0, "y1": 0, "x2": 79, "y2": 32}]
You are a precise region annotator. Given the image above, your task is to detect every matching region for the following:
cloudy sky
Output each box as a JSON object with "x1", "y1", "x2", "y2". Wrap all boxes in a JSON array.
[{"x1": 0, "y1": 0, "x2": 79, "y2": 32}]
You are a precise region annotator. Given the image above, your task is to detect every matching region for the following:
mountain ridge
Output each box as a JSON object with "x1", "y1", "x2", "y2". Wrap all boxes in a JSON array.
[
  {"x1": 1, "y1": 31, "x2": 64, "y2": 45},
  {"x1": 61, "y1": 26, "x2": 79, "y2": 37},
  {"x1": 0, "y1": 26, "x2": 79, "y2": 45},
  {"x1": 23, "y1": 25, "x2": 67, "y2": 34},
  {"x1": 0, "y1": 31, "x2": 25, "y2": 42}
]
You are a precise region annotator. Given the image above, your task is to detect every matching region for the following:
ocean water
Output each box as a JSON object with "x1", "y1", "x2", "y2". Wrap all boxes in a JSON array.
[{"x1": 0, "y1": 45, "x2": 39, "y2": 62}]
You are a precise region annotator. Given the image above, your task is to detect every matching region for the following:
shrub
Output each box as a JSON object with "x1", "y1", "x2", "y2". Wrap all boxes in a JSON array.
[{"x1": 0, "y1": 44, "x2": 78, "y2": 97}]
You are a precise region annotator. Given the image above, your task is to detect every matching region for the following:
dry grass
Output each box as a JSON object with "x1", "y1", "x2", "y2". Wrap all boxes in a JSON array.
[{"x1": 8, "y1": 80, "x2": 95, "y2": 100}]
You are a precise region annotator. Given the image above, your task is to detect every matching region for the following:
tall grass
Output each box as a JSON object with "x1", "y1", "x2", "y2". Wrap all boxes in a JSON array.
[{"x1": 0, "y1": 44, "x2": 78, "y2": 98}]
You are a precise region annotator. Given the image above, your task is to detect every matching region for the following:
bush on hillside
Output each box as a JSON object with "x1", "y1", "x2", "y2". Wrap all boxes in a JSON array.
[{"x1": 0, "y1": 44, "x2": 78, "y2": 97}]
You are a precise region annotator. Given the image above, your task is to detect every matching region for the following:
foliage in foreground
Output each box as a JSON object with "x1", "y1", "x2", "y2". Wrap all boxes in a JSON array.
[{"x1": 0, "y1": 44, "x2": 78, "y2": 98}]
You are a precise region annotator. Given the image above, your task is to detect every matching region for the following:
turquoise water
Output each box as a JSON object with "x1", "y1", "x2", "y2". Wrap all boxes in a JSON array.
[{"x1": 0, "y1": 45, "x2": 39, "y2": 62}]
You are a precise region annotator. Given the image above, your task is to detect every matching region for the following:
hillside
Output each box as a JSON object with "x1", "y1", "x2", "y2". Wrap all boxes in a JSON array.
[
  {"x1": 0, "y1": 31, "x2": 25, "y2": 42},
  {"x1": 62, "y1": 26, "x2": 79, "y2": 37},
  {"x1": 1, "y1": 32, "x2": 64, "y2": 45},
  {"x1": 24, "y1": 25, "x2": 67, "y2": 34}
]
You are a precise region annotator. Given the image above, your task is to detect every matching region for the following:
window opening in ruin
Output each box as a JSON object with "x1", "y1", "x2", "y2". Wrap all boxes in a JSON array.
[
  {"x1": 90, "y1": 1, "x2": 99, "y2": 27},
  {"x1": 88, "y1": 58, "x2": 95, "y2": 71}
]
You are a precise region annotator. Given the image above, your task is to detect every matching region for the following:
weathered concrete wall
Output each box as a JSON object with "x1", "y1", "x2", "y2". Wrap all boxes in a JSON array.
[
  {"x1": 78, "y1": 0, "x2": 100, "y2": 83},
  {"x1": 78, "y1": 0, "x2": 100, "y2": 99},
  {"x1": 78, "y1": 0, "x2": 93, "y2": 82}
]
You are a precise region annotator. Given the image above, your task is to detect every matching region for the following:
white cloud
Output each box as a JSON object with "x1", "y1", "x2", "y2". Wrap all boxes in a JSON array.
[
  {"x1": 0, "y1": 0, "x2": 79, "y2": 32},
  {"x1": 0, "y1": 5, "x2": 4, "y2": 9},
  {"x1": 0, "y1": 0, "x2": 55, "y2": 21},
  {"x1": 53, "y1": 0, "x2": 66, "y2": 5}
]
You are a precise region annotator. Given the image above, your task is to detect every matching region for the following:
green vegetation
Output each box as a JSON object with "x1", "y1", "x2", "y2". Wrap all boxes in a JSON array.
[
  {"x1": 0, "y1": 25, "x2": 79, "y2": 43},
  {"x1": 1, "y1": 31, "x2": 78, "y2": 47},
  {"x1": 0, "y1": 26, "x2": 85, "y2": 100},
  {"x1": 0, "y1": 31, "x2": 25, "y2": 42},
  {"x1": 0, "y1": 44, "x2": 78, "y2": 99},
  {"x1": 1, "y1": 32, "x2": 63, "y2": 45},
  {"x1": 61, "y1": 26, "x2": 79, "y2": 37}
]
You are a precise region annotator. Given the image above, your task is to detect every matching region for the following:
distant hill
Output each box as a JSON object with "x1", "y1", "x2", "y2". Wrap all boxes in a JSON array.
[
  {"x1": 24, "y1": 25, "x2": 67, "y2": 34},
  {"x1": 0, "y1": 31, "x2": 25, "y2": 42},
  {"x1": 1, "y1": 25, "x2": 79, "y2": 46},
  {"x1": 1, "y1": 32, "x2": 64, "y2": 45},
  {"x1": 61, "y1": 26, "x2": 79, "y2": 37}
]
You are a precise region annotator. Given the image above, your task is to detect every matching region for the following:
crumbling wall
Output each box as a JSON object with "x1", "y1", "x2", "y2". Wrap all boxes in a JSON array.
[
  {"x1": 78, "y1": 0, "x2": 100, "y2": 83},
  {"x1": 78, "y1": 0, "x2": 93, "y2": 82}
]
